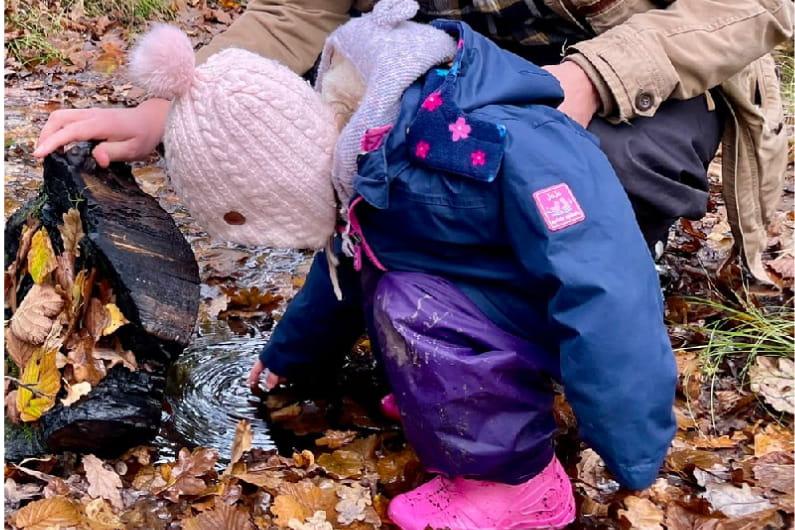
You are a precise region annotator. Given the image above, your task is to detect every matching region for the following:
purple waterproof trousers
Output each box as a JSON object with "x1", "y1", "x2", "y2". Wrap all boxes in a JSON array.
[{"x1": 361, "y1": 267, "x2": 558, "y2": 484}]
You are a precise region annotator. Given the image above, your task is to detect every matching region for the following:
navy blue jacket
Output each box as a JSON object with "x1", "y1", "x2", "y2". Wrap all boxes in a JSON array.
[{"x1": 262, "y1": 20, "x2": 676, "y2": 490}]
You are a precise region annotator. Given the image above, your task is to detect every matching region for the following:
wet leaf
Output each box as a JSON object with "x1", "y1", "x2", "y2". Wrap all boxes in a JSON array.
[
  {"x1": 315, "y1": 430, "x2": 357, "y2": 449},
  {"x1": 618, "y1": 496, "x2": 663, "y2": 530},
  {"x1": 317, "y1": 450, "x2": 364, "y2": 479},
  {"x1": 230, "y1": 419, "x2": 253, "y2": 466},
  {"x1": 665, "y1": 449, "x2": 724, "y2": 476},
  {"x1": 85, "y1": 297, "x2": 109, "y2": 339},
  {"x1": 61, "y1": 380, "x2": 92, "y2": 406},
  {"x1": 27, "y1": 228, "x2": 56, "y2": 284},
  {"x1": 157, "y1": 447, "x2": 218, "y2": 501},
  {"x1": 701, "y1": 483, "x2": 772, "y2": 517},
  {"x1": 287, "y1": 511, "x2": 333, "y2": 530},
  {"x1": 9, "y1": 283, "x2": 64, "y2": 347},
  {"x1": 93, "y1": 36, "x2": 126, "y2": 74},
  {"x1": 182, "y1": 503, "x2": 254, "y2": 530},
  {"x1": 66, "y1": 334, "x2": 106, "y2": 386},
  {"x1": 83, "y1": 454, "x2": 123, "y2": 509},
  {"x1": 102, "y1": 303, "x2": 129, "y2": 335},
  {"x1": 17, "y1": 347, "x2": 61, "y2": 422},
  {"x1": 271, "y1": 481, "x2": 338, "y2": 528},
  {"x1": 232, "y1": 469, "x2": 286, "y2": 492},
  {"x1": 293, "y1": 449, "x2": 315, "y2": 469},
  {"x1": 748, "y1": 356, "x2": 794, "y2": 414},
  {"x1": 131, "y1": 465, "x2": 168, "y2": 492},
  {"x1": 14, "y1": 496, "x2": 82, "y2": 529},
  {"x1": 83, "y1": 498, "x2": 123, "y2": 530}
]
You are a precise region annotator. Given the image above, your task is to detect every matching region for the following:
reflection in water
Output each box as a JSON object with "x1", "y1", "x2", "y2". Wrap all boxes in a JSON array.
[{"x1": 158, "y1": 326, "x2": 274, "y2": 461}]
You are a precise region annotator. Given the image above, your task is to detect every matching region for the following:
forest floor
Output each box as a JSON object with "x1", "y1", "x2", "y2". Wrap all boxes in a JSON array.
[{"x1": 3, "y1": 1, "x2": 794, "y2": 528}]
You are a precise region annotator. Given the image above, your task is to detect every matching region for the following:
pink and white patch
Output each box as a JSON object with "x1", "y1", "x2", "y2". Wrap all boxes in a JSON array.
[
  {"x1": 360, "y1": 124, "x2": 393, "y2": 153},
  {"x1": 532, "y1": 183, "x2": 585, "y2": 231}
]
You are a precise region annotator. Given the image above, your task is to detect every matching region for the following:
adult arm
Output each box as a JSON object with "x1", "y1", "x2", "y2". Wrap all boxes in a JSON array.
[{"x1": 563, "y1": 0, "x2": 794, "y2": 120}]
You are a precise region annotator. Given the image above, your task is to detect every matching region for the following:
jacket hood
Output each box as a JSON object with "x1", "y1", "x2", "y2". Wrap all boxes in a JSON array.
[{"x1": 432, "y1": 20, "x2": 564, "y2": 111}]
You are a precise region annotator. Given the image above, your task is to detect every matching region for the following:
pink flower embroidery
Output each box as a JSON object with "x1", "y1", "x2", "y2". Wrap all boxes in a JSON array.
[
  {"x1": 360, "y1": 124, "x2": 392, "y2": 152},
  {"x1": 471, "y1": 150, "x2": 486, "y2": 167},
  {"x1": 415, "y1": 141, "x2": 430, "y2": 159},
  {"x1": 457, "y1": 39, "x2": 464, "y2": 49},
  {"x1": 448, "y1": 117, "x2": 471, "y2": 142},
  {"x1": 421, "y1": 91, "x2": 443, "y2": 112}
]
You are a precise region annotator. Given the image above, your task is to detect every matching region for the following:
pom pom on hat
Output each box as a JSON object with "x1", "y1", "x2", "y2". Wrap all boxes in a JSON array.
[
  {"x1": 129, "y1": 24, "x2": 196, "y2": 100},
  {"x1": 371, "y1": 0, "x2": 419, "y2": 27}
]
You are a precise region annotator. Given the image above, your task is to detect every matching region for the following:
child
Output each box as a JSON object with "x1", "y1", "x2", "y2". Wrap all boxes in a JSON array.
[{"x1": 130, "y1": 2, "x2": 677, "y2": 528}]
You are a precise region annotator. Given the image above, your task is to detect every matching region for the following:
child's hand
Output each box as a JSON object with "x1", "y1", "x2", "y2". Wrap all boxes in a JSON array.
[
  {"x1": 247, "y1": 359, "x2": 283, "y2": 393},
  {"x1": 34, "y1": 98, "x2": 172, "y2": 167}
]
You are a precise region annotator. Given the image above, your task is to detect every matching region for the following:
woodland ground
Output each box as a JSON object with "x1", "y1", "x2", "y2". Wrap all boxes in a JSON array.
[{"x1": 3, "y1": 2, "x2": 795, "y2": 528}]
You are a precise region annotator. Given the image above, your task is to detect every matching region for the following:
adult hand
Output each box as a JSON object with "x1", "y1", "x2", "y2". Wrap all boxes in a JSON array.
[
  {"x1": 543, "y1": 62, "x2": 601, "y2": 128},
  {"x1": 247, "y1": 359, "x2": 282, "y2": 393},
  {"x1": 34, "y1": 98, "x2": 172, "y2": 167}
]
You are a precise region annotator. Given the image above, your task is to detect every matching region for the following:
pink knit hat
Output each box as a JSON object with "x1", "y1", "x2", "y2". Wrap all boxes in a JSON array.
[{"x1": 129, "y1": 25, "x2": 338, "y2": 249}]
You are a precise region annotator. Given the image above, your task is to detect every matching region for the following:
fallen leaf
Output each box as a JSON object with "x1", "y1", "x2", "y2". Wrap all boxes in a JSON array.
[
  {"x1": 689, "y1": 435, "x2": 737, "y2": 449},
  {"x1": 5, "y1": 328, "x2": 38, "y2": 372},
  {"x1": 102, "y1": 303, "x2": 129, "y2": 336},
  {"x1": 94, "y1": 347, "x2": 137, "y2": 372},
  {"x1": 701, "y1": 483, "x2": 772, "y2": 517},
  {"x1": 665, "y1": 449, "x2": 724, "y2": 476},
  {"x1": 17, "y1": 347, "x2": 61, "y2": 422},
  {"x1": 60, "y1": 380, "x2": 92, "y2": 406},
  {"x1": 66, "y1": 334, "x2": 106, "y2": 386},
  {"x1": 4, "y1": 478, "x2": 42, "y2": 506},
  {"x1": 315, "y1": 430, "x2": 357, "y2": 449},
  {"x1": 93, "y1": 36, "x2": 125, "y2": 74},
  {"x1": 131, "y1": 465, "x2": 168, "y2": 492},
  {"x1": 85, "y1": 297, "x2": 109, "y2": 339},
  {"x1": 293, "y1": 449, "x2": 315, "y2": 469},
  {"x1": 182, "y1": 502, "x2": 254, "y2": 530},
  {"x1": 83, "y1": 454, "x2": 123, "y2": 509},
  {"x1": 9, "y1": 283, "x2": 65, "y2": 347},
  {"x1": 6, "y1": 220, "x2": 41, "y2": 311},
  {"x1": 83, "y1": 498, "x2": 123, "y2": 530},
  {"x1": 14, "y1": 496, "x2": 82, "y2": 529},
  {"x1": 753, "y1": 423, "x2": 794, "y2": 457},
  {"x1": 753, "y1": 458, "x2": 794, "y2": 495},
  {"x1": 157, "y1": 447, "x2": 218, "y2": 501},
  {"x1": 230, "y1": 419, "x2": 253, "y2": 466},
  {"x1": 316, "y1": 450, "x2": 364, "y2": 479},
  {"x1": 618, "y1": 496, "x2": 664, "y2": 530},
  {"x1": 121, "y1": 445, "x2": 155, "y2": 466},
  {"x1": 335, "y1": 483, "x2": 377, "y2": 526},
  {"x1": 271, "y1": 481, "x2": 338, "y2": 528},
  {"x1": 576, "y1": 448, "x2": 619, "y2": 500},
  {"x1": 6, "y1": 390, "x2": 21, "y2": 423},
  {"x1": 233, "y1": 469, "x2": 286, "y2": 492},
  {"x1": 765, "y1": 252, "x2": 794, "y2": 283},
  {"x1": 27, "y1": 228, "x2": 57, "y2": 284},
  {"x1": 749, "y1": 356, "x2": 794, "y2": 414},
  {"x1": 288, "y1": 511, "x2": 333, "y2": 530},
  {"x1": 59, "y1": 207, "x2": 84, "y2": 256}
]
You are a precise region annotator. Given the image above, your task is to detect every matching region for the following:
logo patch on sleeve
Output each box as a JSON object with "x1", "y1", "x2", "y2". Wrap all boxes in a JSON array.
[{"x1": 532, "y1": 183, "x2": 585, "y2": 231}]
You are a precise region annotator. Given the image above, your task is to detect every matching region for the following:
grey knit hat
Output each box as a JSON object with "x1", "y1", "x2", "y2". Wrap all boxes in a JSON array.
[{"x1": 316, "y1": 0, "x2": 457, "y2": 205}]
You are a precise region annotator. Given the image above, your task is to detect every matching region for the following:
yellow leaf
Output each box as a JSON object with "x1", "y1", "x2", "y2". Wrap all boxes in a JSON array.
[
  {"x1": 13, "y1": 496, "x2": 82, "y2": 529},
  {"x1": 102, "y1": 303, "x2": 129, "y2": 336},
  {"x1": 83, "y1": 498, "x2": 123, "y2": 530},
  {"x1": 17, "y1": 347, "x2": 61, "y2": 422},
  {"x1": 27, "y1": 228, "x2": 57, "y2": 284}
]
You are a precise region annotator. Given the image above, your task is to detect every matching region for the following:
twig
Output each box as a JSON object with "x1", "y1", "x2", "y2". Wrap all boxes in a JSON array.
[{"x1": 4, "y1": 376, "x2": 52, "y2": 398}]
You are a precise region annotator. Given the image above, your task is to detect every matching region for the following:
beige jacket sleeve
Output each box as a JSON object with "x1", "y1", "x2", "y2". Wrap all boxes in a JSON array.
[
  {"x1": 564, "y1": 0, "x2": 794, "y2": 121},
  {"x1": 195, "y1": 0, "x2": 353, "y2": 74}
]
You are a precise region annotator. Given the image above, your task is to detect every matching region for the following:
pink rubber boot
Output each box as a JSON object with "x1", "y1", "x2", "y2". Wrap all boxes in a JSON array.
[
  {"x1": 387, "y1": 455, "x2": 575, "y2": 530},
  {"x1": 380, "y1": 393, "x2": 401, "y2": 421}
]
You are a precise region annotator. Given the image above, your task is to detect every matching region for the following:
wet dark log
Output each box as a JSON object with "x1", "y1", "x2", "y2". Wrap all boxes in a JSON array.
[{"x1": 5, "y1": 143, "x2": 200, "y2": 460}]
